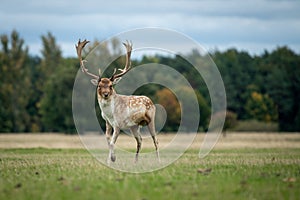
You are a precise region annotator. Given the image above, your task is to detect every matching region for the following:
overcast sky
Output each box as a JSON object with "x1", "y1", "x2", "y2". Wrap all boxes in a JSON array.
[{"x1": 1, "y1": 0, "x2": 300, "y2": 57}]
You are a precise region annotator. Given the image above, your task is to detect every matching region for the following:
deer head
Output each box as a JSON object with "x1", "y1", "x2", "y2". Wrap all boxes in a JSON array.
[{"x1": 76, "y1": 39, "x2": 133, "y2": 100}]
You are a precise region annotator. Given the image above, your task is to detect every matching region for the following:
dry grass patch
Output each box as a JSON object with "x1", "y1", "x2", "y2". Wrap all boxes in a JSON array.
[{"x1": 1, "y1": 132, "x2": 300, "y2": 150}]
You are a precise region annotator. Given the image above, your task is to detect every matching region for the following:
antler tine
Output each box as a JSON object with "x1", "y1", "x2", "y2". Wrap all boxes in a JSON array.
[
  {"x1": 123, "y1": 40, "x2": 132, "y2": 71},
  {"x1": 75, "y1": 39, "x2": 99, "y2": 80},
  {"x1": 110, "y1": 40, "x2": 133, "y2": 81}
]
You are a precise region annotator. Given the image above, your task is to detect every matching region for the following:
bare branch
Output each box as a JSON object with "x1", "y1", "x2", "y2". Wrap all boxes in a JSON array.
[
  {"x1": 110, "y1": 40, "x2": 133, "y2": 81},
  {"x1": 75, "y1": 39, "x2": 99, "y2": 80}
]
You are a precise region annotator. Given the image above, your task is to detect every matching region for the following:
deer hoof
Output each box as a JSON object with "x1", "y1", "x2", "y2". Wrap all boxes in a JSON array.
[
  {"x1": 111, "y1": 154, "x2": 116, "y2": 162},
  {"x1": 134, "y1": 153, "x2": 140, "y2": 163}
]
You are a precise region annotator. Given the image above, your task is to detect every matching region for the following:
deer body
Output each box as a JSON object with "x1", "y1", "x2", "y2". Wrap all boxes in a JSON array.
[
  {"x1": 98, "y1": 93, "x2": 154, "y2": 129},
  {"x1": 76, "y1": 40, "x2": 159, "y2": 163}
]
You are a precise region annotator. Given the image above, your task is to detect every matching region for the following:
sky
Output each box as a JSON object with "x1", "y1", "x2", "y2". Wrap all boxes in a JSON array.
[{"x1": 1, "y1": 0, "x2": 300, "y2": 57}]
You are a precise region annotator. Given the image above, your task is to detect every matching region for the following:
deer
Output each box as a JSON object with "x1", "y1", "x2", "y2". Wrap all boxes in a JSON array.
[{"x1": 76, "y1": 39, "x2": 160, "y2": 164}]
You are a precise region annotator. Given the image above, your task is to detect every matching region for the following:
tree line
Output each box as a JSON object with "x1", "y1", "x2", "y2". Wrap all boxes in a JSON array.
[{"x1": 1, "y1": 30, "x2": 300, "y2": 133}]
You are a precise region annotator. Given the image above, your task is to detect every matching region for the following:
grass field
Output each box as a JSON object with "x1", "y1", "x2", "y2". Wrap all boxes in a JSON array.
[{"x1": 0, "y1": 133, "x2": 300, "y2": 200}]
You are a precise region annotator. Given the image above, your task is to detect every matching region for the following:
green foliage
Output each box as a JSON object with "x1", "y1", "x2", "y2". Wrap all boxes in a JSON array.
[
  {"x1": 0, "y1": 30, "x2": 31, "y2": 132},
  {"x1": 39, "y1": 58, "x2": 78, "y2": 133},
  {"x1": 195, "y1": 89, "x2": 211, "y2": 131},
  {"x1": 174, "y1": 86, "x2": 210, "y2": 132},
  {"x1": 245, "y1": 91, "x2": 278, "y2": 122},
  {"x1": 1, "y1": 30, "x2": 300, "y2": 132},
  {"x1": 260, "y1": 47, "x2": 300, "y2": 131},
  {"x1": 213, "y1": 47, "x2": 300, "y2": 131},
  {"x1": 38, "y1": 32, "x2": 65, "y2": 132},
  {"x1": 213, "y1": 49, "x2": 257, "y2": 119},
  {"x1": 155, "y1": 88, "x2": 181, "y2": 132}
]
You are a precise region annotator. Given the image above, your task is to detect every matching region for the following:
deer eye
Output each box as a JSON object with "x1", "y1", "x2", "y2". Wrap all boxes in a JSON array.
[{"x1": 109, "y1": 85, "x2": 113, "y2": 89}]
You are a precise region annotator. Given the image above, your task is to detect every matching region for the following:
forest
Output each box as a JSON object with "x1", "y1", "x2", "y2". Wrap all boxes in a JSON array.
[{"x1": 1, "y1": 30, "x2": 300, "y2": 133}]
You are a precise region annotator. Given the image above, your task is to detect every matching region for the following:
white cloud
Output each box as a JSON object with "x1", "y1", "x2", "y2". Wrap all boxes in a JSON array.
[{"x1": 1, "y1": 0, "x2": 300, "y2": 56}]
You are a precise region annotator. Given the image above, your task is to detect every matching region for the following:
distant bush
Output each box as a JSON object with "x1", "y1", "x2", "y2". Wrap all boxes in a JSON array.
[
  {"x1": 232, "y1": 120, "x2": 278, "y2": 132},
  {"x1": 224, "y1": 111, "x2": 238, "y2": 131}
]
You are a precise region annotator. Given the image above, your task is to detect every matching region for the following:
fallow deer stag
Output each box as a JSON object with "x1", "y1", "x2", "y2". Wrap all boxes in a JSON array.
[{"x1": 76, "y1": 39, "x2": 160, "y2": 163}]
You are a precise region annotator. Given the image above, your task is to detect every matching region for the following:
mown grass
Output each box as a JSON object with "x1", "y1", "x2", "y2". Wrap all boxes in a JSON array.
[{"x1": 0, "y1": 148, "x2": 299, "y2": 200}]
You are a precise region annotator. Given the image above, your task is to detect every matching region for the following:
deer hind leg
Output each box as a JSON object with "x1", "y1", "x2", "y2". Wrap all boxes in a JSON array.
[
  {"x1": 133, "y1": 112, "x2": 151, "y2": 126},
  {"x1": 147, "y1": 120, "x2": 160, "y2": 163},
  {"x1": 108, "y1": 127, "x2": 120, "y2": 163},
  {"x1": 130, "y1": 125, "x2": 142, "y2": 163}
]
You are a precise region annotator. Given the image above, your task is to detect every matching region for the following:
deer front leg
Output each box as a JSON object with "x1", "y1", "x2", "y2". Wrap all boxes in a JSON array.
[
  {"x1": 105, "y1": 121, "x2": 112, "y2": 146},
  {"x1": 108, "y1": 127, "x2": 120, "y2": 163}
]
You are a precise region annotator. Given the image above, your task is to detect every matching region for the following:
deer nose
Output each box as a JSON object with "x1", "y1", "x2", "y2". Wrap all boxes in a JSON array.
[{"x1": 103, "y1": 93, "x2": 109, "y2": 98}]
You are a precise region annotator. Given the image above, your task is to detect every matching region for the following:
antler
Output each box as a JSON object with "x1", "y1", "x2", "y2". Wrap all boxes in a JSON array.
[
  {"x1": 110, "y1": 41, "x2": 133, "y2": 81},
  {"x1": 75, "y1": 39, "x2": 99, "y2": 80}
]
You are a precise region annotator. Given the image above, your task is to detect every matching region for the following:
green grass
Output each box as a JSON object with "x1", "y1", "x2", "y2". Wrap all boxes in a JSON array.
[{"x1": 1, "y1": 148, "x2": 300, "y2": 200}]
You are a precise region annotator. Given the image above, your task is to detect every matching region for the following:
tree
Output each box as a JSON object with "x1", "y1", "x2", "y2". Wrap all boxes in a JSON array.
[
  {"x1": 40, "y1": 32, "x2": 62, "y2": 73},
  {"x1": 38, "y1": 32, "x2": 64, "y2": 132},
  {"x1": 26, "y1": 55, "x2": 42, "y2": 132},
  {"x1": 213, "y1": 49, "x2": 257, "y2": 119},
  {"x1": 0, "y1": 30, "x2": 31, "y2": 132},
  {"x1": 262, "y1": 47, "x2": 300, "y2": 131},
  {"x1": 245, "y1": 91, "x2": 278, "y2": 122},
  {"x1": 155, "y1": 88, "x2": 181, "y2": 132},
  {"x1": 39, "y1": 58, "x2": 78, "y2": 133},
  {"x1": 174, "y1": 87, "x2": 210, "y2": 131}
]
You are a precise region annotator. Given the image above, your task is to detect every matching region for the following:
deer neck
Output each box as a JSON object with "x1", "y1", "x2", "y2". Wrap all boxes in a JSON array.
[
  {"x1": 98, "y1": 91, "x2": 120, "y2": 110},
  {"x1": 98, "y1": 92, "x2": 122, "y2": 125}
]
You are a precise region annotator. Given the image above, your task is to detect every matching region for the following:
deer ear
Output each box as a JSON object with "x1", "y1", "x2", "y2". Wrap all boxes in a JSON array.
[
  {"x1": 112, "y1": 77, "x2": 122, "y2": 85},
  {"x1": 90, "y1": 79, "x2": 98, "y2": 86}
]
